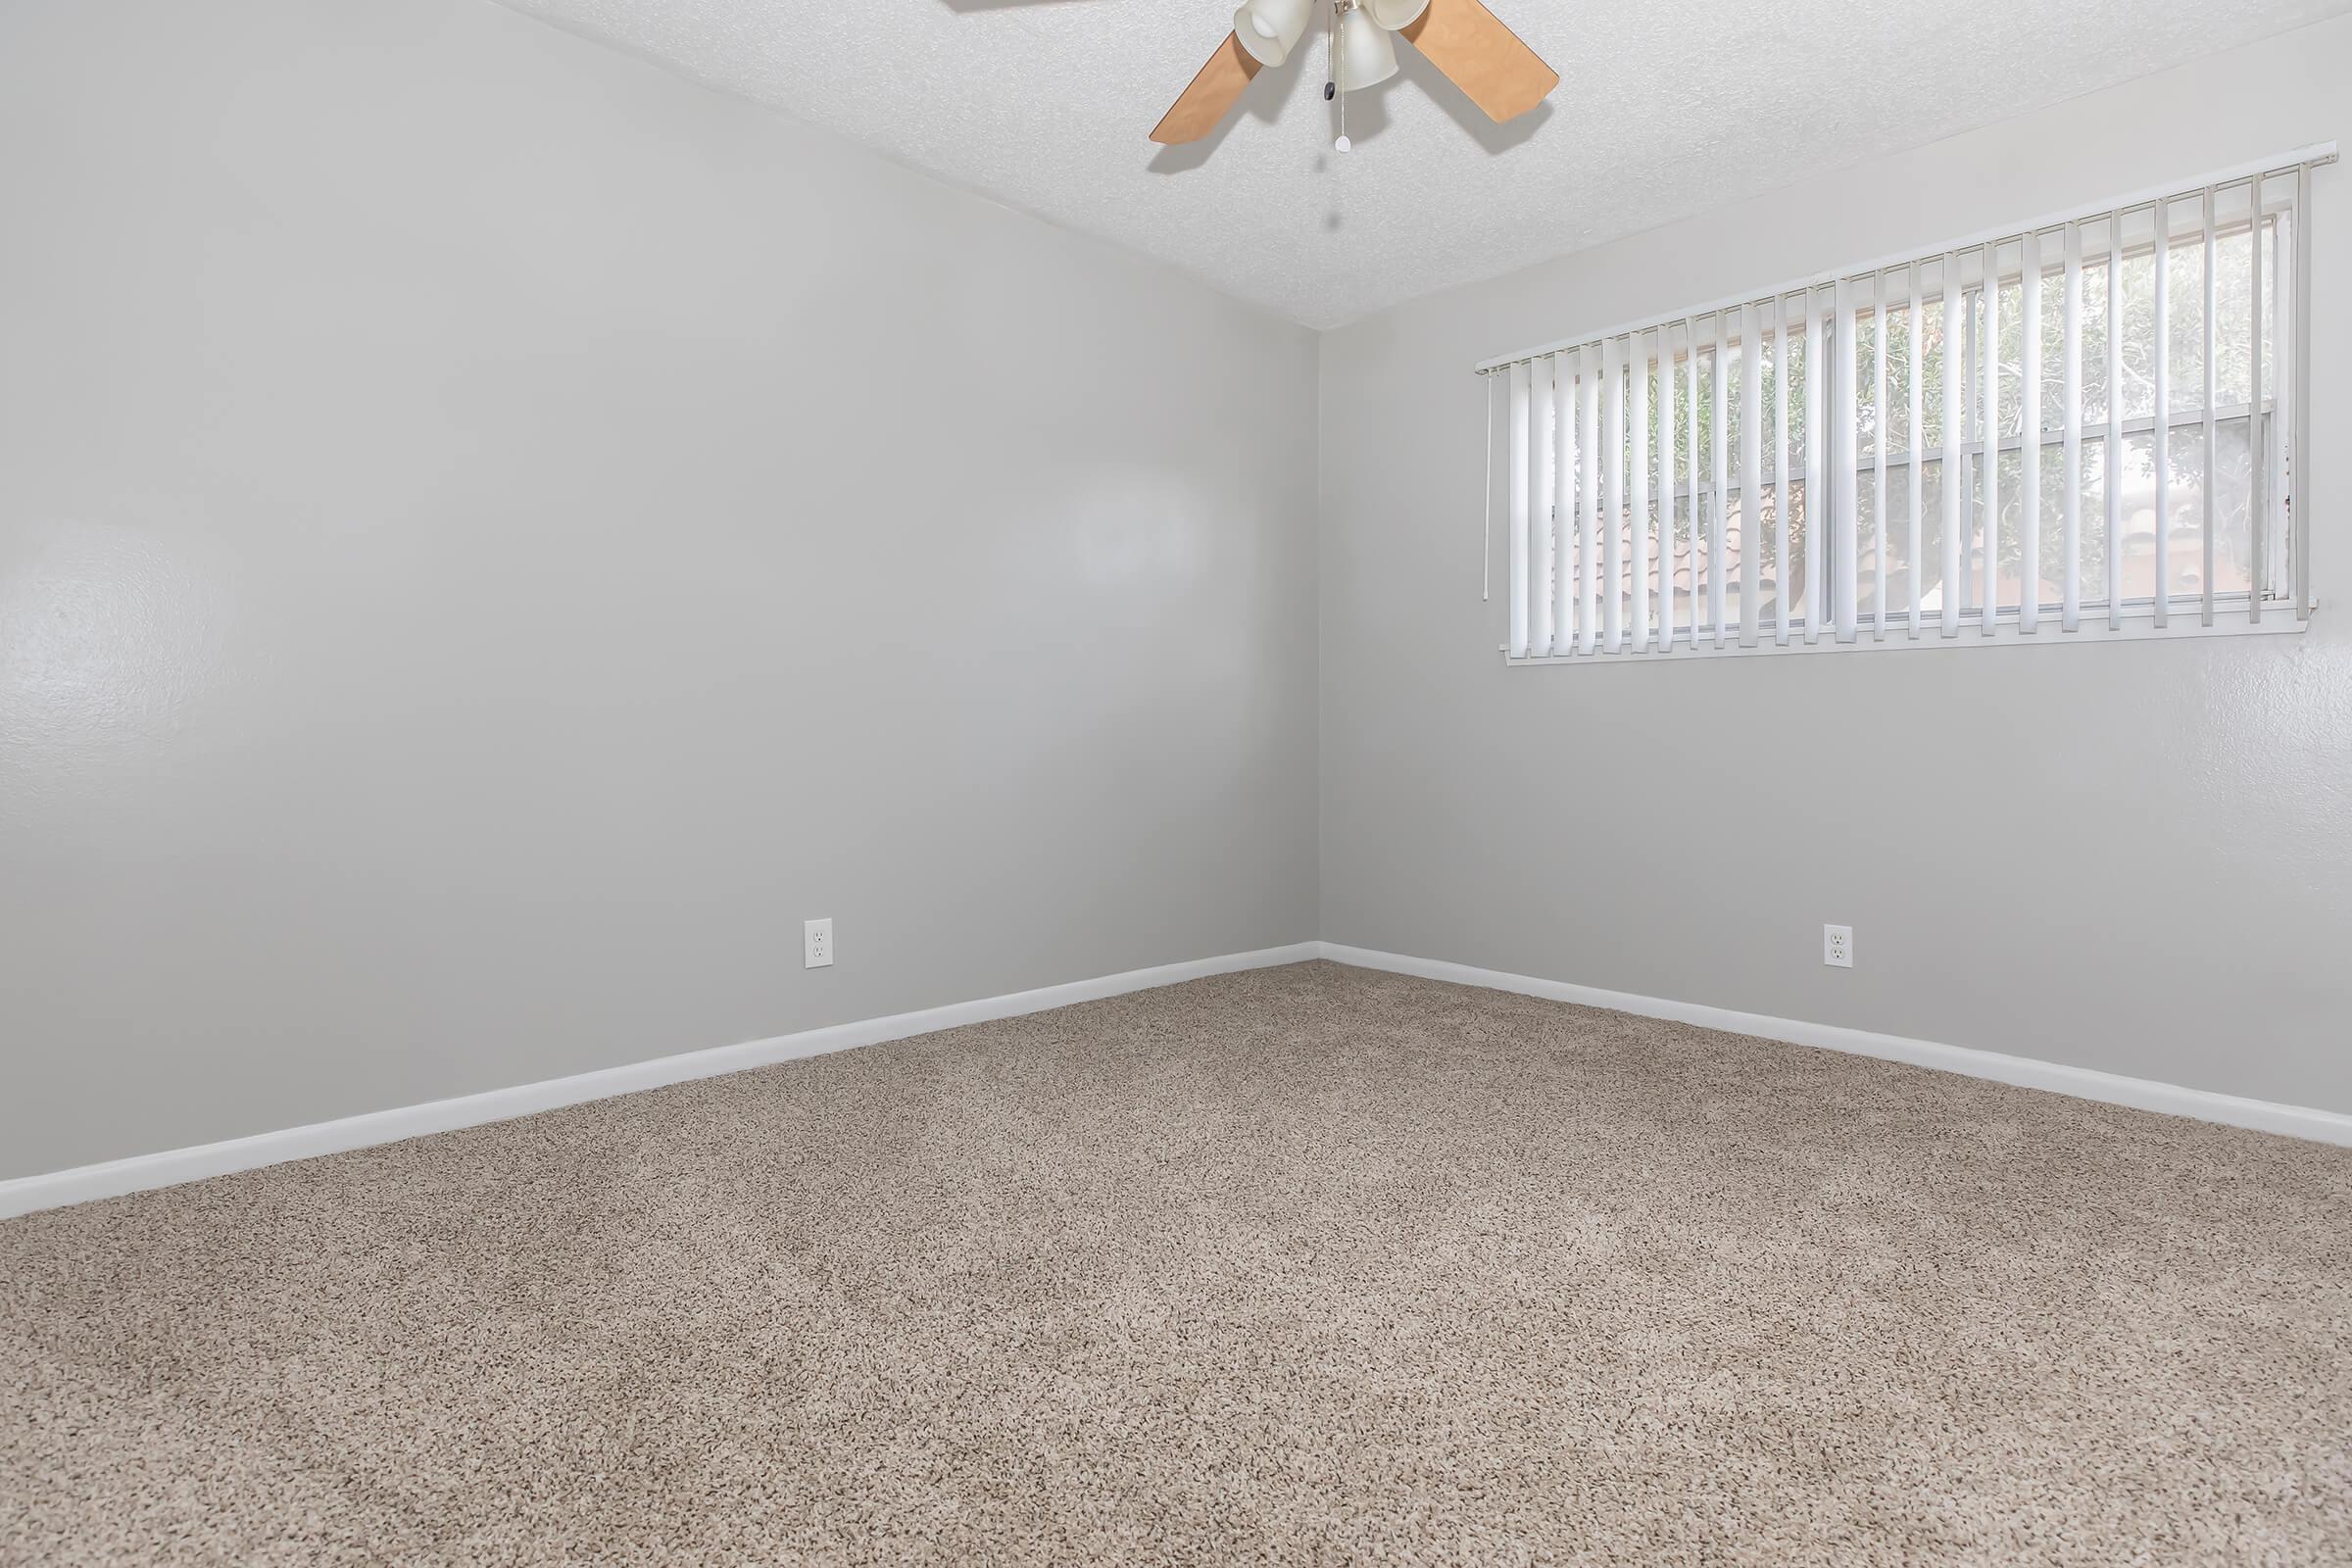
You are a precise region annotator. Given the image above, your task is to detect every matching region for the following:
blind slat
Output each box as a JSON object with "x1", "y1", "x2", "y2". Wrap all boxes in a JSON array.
[
  {"x1": 2294, "y1": 164, "x2": 2311, "y2": 619},
  {"x1": 1658, "y1": 325, "x2": 1677, "y2": 650},
  {"x1": 1580, "y1": 342, "x2": 1601, "y2": 654},
  {"x1": 2062, "y1": 221, "x2": 2082, "y2": 632},
  {"x1": 1871, "y1": 270, "x2": 1888, "y2": 639},
  {"x1": 2249, "y1": 182, "x2": 2265, "y2": 625},
  {"x1": 1605, "y1": 338, "x2": 1626, "y2": 652},
  {"x1": 2020, "y1": 228, "x2": 2042, "y2": 633},
  {"x1": 2152, "y1": 198, "x2": 2170, "y2": 628},
  {"x1": 2201, "y1": 187, "x2": 2219, "y2": 629},
  {"x1": 2107, "y1": 216, "x2": 2125, "y2": 630},
  {"x1": 1906, "y1": 266, "x2": 1924, "y2": 638},
  {"x1": 1775, "y1": 297, "x2": 1791, "y2": 646},
  {"x1": 1506, "y1": 361, "x2": 1530, "y2": 658},
  {"x1": 1686, "y1": 318, "x2": 1701, "y2": 648},
  {"x1": 1553, "y1": 354, "x2": 1576, "y2": 650},
  {"x1": 1940, "y1": 254, "x2": 1963, "y2": 637},
  {"x1": 1980, "y1": 238, "x2": 1999, "y2": 636},
  {"x1": 1804, "y1": 292, "x2": 1824, "y2": 644},
  {"x1": 1835, "y1": 278, "x2": 1858, "y2": 640},
  {"x1": 1711, "y1": 313, "x2": 1730, "y2": 647},
  {"x1": 1632, "y1": 331, "x2": 1652, "y2": 650},
  {"x1": 1740, "y1": 303, "x2": 1763, "y2": 646},
  {"x1": 1530, "y1": 355, "x2": 1557, "y2": 656}
]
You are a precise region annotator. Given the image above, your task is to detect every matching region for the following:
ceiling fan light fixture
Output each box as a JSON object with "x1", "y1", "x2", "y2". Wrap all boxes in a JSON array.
[
  {"x1": 1151, "y1": 0, "x2": 1559, "y2": 149},
  {"x1": 1337, "y1": 7, "x2": 1399, "y2": 91},
  {"x1": 1233, "y1": 0, "x2": 1310, "y2": 67}
]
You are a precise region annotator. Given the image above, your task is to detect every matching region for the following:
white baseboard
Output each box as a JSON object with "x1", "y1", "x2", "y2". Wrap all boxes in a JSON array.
[
  {"x1": 11, "y1": 937, "x2": 2343, "y2": 1221},
  {"x1": 0, "y1": 943, "x2": 1321, "y2": 1220},
  {"x1": 1316, "y1": 943, "x2": 2352, "y2": 1148}
]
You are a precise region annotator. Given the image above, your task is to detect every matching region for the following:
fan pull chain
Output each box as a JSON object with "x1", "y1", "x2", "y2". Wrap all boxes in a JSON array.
[{"x1": 1333, "y1": 2, "x2": 1350, "y2": 151}]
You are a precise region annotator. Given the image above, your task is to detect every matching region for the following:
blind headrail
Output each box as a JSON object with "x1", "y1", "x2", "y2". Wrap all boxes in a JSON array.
[{"x1": 1472, "y1": 142, "x2": 2336, "y2": 376}]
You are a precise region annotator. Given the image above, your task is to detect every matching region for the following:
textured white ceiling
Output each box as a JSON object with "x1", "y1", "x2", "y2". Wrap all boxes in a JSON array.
[{"x1": 495, "y1": 0, "x2": 2350, "y2": 327}]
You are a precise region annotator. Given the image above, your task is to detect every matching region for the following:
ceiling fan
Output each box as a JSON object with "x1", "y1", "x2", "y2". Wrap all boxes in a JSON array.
[{"x1": 1151, "y1": 0, "x2": 1556, "y2": 151}]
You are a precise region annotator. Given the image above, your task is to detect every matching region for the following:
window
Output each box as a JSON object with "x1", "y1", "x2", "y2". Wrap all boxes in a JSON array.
[{"x1": 1480, "y1": 154, "x2": 2325, "y2": 662}]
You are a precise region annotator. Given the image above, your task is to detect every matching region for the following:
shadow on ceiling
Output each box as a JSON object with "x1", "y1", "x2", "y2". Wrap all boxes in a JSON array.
[{"x1": 1147, "y1": 40, "x2": 1310, "y2": 175}]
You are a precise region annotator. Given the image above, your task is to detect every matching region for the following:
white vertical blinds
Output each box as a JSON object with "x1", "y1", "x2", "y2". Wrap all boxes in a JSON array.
[
  {"x1": 1655, "y1": 327, "x2": 1674, "y2": 650},
  {"x1": 1505, "y1": 361, "x2": 1528, "y2": 660},
  {"x1": 1905, "y1": 264, "x2": 1925, "y2": 637},
  {"x1": 2150, "y1": 195, "x2": 2171, "y2": 630},
  {"x1": 1552, "y1": 352, "x2": 1575, "y2": 651},
  {"x1": 2238, "y1": 197, "x2": 2258, "y2": 629},
  {"x1": 1774, "y1": 296, "x2": 1792, "y2": 646},
  {"x1": 1604, "y1": 338, "x2": 1626, "y2": 653},
  {"x1": 1579, "y1": 342, "x2": 1601, "y2": 654},
  {"x1": 1709, "y1": 312, "x2": 1730, "y2": 648},
  {"x1": 1939, "y1": 254, "x2": 1963, "y2": 639},
  {"x1": 2061, "y1": 221, "x2": 2082, "y2": 633},
  {"x1": 1833, "y1": 277, "x2": 1857, "y2": 641},
  {"x1": 1870, "y1": 269, "x2": 1888, "y2": 639},
  {"x1": 1685, "y1": 318, "x2": 1701, "y2": 645},
  {"x1": 1524, "y1": 355, "x2": 1543, "y2": 658},
  {"x1": 2019, "y1": 228, "x2": 2042, "y2": 634},
  {"x1": 1631, "y1": 328, "x2": 1652, "y2": 651},
  {"x1": 1740, "y1": 302, "x2": 1763, "y2": 646},
  {"x1": 2294, "y1": 161, "x2": 2313, "y2": 618},
  {"x1": 2201, "y1": 187, "x2": 2220, "y2": 628},
  {"x1": 1978, "y1": 236, "x2": 1999, "y2": 637},
  {"x1": 2104, "y1": 217, "x2": 2124, "y2": 631},
  {"x1": 1803, "y1": 289, "x2": 1823, "y2": 644},
  {"x1": 1481, "y1": 152, "x2": 2324, "y2": 662}
]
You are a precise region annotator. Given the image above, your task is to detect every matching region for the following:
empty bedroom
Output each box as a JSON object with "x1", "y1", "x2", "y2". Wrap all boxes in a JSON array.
[{"x1": 2, "y1": 0, "x2": 2347, "y2": 1561}]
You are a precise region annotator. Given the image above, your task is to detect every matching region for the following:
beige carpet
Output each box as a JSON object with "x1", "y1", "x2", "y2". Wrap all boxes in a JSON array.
[{"x1": 4, "y1": 961, "x2": 2348, "y2": 1566}]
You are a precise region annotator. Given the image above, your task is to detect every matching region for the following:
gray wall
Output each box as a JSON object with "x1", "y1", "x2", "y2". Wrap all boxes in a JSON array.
[
  {"x1": 1319, "y1": 18, "x2": 2352, "y2": 1114},
  {"x1": 0, "y1": 0, "x2": 1319, "y2": 1180},
  {"x1": 8, "y1": 0, "x2": 2345, "y2": 1188}
]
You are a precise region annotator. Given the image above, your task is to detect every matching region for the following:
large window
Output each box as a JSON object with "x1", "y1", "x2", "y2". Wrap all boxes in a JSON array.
[{"x1": 1481, "y1": 155, "x2": 2324, "y2": 662}]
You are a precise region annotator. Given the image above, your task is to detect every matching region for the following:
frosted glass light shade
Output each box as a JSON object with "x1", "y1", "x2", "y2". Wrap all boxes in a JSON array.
[
  {"x1": 1233, "y1": 0, "x2": 1311, "y2": 67},
  {"x1": 1337, "y1": 7, "x2": 1398, "y2": 90},
  {"x1": 1247, "y1": 0, "x2": 1311, "y2": 38},
  {"x1": 1365, "y1": 0, "x2": 1429, "y2": 27}
]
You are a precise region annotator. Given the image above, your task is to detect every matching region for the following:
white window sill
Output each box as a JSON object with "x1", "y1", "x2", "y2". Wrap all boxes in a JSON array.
[{"x1": 1502, "y1": 602, "x2": 2316, "y2": 664}]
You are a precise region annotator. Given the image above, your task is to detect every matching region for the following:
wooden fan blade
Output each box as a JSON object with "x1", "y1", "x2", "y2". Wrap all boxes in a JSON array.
[
  {"x1": 1400, "y1": 0, "x2": 1557, "y2": 123},
  {"x1": 1150, "y1": 32, "x2": 1262, "y2": 145}
]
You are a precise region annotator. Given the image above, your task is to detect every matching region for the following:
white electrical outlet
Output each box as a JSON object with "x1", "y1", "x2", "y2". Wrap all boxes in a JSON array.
[
  {"x1": 1823, "y1": 924, "x2": 1852, "y2": 968},
  {"x1": 804, "y1": 917, "x2": 833, "y2": 969}
]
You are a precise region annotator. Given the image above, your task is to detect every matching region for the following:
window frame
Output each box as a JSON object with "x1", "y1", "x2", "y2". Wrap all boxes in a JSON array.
[{"x1": 1483, "y1": 147, "x2": 2329, "y2": 663}]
